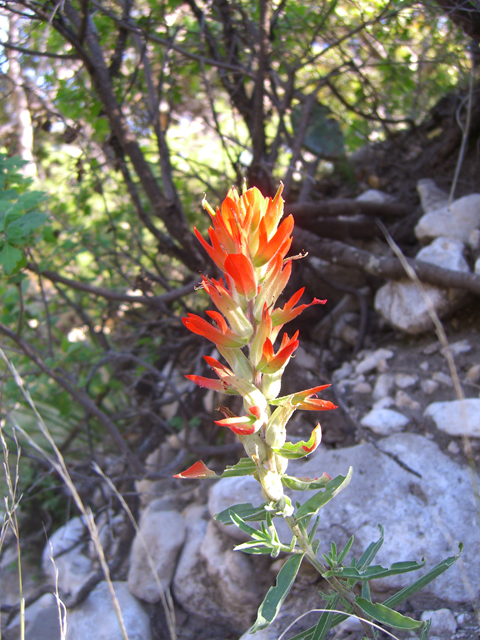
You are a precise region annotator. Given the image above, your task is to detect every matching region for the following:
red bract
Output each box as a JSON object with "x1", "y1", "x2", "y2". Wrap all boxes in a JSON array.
[
  {"x1": 271, "y1": 287, "x2": 327, "y2": 326},
  {"x1": 182, "y1": 312, "x2": 248, "y2": 348}
]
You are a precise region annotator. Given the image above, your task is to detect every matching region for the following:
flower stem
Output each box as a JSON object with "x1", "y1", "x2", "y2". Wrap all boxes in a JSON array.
[{"x1": 285, "y1": 515, "x2": 375, "y2": 639}]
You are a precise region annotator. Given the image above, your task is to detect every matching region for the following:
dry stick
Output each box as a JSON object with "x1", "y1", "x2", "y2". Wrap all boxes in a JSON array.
[
  {"x1": 292, "y1": 227, "x2": 480, "y2": 296},
  {"x1": 377, "y1": 220, "x2": 480, "y2": 622},
  {"x1": 0, "y1": 323, "x2": 144, "y2": 475},
  {"x1": 0, "y1": 350, "x2": 130, "y2": 640}
]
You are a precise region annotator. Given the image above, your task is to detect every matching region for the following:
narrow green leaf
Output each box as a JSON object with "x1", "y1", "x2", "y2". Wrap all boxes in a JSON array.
[
  {"x1": 296, "y1": 468, "x2": 353, "y2": 522},
  {"x1": 233, "y1": 542, "x2": 273, "y2": 554},
  {"x1": 250, "y1": 553, "x2": 304, "y2": 633},
  {"x1": 214, "y1": 502, "x2": 267, "y2": 525},
  {"x1": 337, "y1": 535, "x2": 354, "y2": 564},
  {"x1": 312, "y1": 595, "x2": 340, "y2": 640},
  {"x1": 355, "y1": 597, "x2": 423, "y2": 630},
  {"x1": 383, "y1": 543, "x2": 463, "y2": 609},
  {"x1": 419, "y1": 619, "x2": 431, "y2": 639},
  {"x1": 357, "y1": 525, "x2": 384, "y2": 571},
  {"x1": 220, "y1": 457, "x2": 257, "y2": 477},
  {"x1": 328, "y1": 559, "x2": 424, "y2": 581},
  {"x1": 229, "y1": 512, "x2": 267, "y2": 539}
]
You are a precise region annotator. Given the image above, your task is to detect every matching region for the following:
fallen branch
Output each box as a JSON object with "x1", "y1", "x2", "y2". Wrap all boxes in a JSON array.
[
  {"x1": 293, "y1": 227, "x2": 480, "y2": 296},
  {"x1": 287, "y1": 199, "x2": 412, "y2": 220}
]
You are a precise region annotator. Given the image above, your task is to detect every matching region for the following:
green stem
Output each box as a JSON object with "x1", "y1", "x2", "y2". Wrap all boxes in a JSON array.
[{"x1": 285, "y1": 515, "x2": 375, "y2": 639}]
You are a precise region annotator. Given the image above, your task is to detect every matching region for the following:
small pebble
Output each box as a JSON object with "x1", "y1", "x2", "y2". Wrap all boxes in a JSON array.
[
  {"x1": 373, "y1": 373, "x2": 395, "y2": 401},
  {"x1": 353, "y1": 381, "x2": 372, "y2": 393},
  {"x1": 424, "y1": 343, "x2": 440, "y2": 355},
  {"x1": 294, "y1": 346, "x2": 318, "y2": 370},
  {"x1": 332, "y1": 362, "x2": 353, "y2": 382},
  {"x1": 395, "y1": 390, "x2": 420, "y2": 410},
  {"x1": 360, "y1": 408, "x2": 409, "y2": 435},
  {"x1": 456, "y1": 613, "x2": 466, "y2": 626},
  {"x1": 432, "y1": 371, "x2": 453, "y2": 387},
  {"x1": 420, "y1": 379, "x2": 439, "y2": 394},
  {"x1": 465, "y1": 364, "x2": 480, "y2": 384},
  {"x1": 442, "y1": 339, "x2": 471, "y2": 356},
  {"x1": 355, "y1": 348, "x2": 394, "y2": 375},
  {"x1": 448, "y1": 441, "x2": 460, "y2": 454},
  {"x1": 420, "y1": 361, "x2": 429, "y2": 371},
  {"x1": 395, "y1": 373, "x2": 419, "y2": 389},
  {"x1": 373, "y1": 396, "x2": 395, "y2": 409},
  {"x1": 420, "y1": 609, "x2": 457, "y2": 636}
]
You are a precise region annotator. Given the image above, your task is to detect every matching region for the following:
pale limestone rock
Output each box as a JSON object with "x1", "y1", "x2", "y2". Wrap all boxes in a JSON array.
[
  {"x1": 353, "y1": 381, "x2": 372, "y2": 393},
  {"x1": 374, "y1": 237, "x2": 469, "y2": 334},
  {"x1": 173, "y1": 505, "x2": 261, "y2": 632},
  {"x1": 432, "y1": 371, "x2": 453, "y2": 387},
  {"x1": 394, "y1": 373, "x2": 418, "y2": 389},
  {"x1": 372, "y1": 396, "x2": 395, "y2": 409},
  {"x1": 355, "y1": 348, "x2": 394, "y2": 374},
  {"x1": 66, "y1": 581, "x2": 150, "y2": 640},
  {"x1": 42, "y1": 517, "x2": 94, "y2": 600},
  {"x1": 288, "y1": 433, "x2": 480, "y2": 603},
  {"x1": 128, "y1": 504, "x2": 186, "y2": 603},
  {"x1": 417, "y1": 179, "x2": 449, "y2": 214},
  {"x1": 6, "y1": 594, "x2": 61, "y2": 640},
  {"x1": 332, "y1": 361, "x2": 353, "y2": 382},
  {"x1": 420, "y1": 379, "x2": 439, "y2": 394},
  {"x1": 356, "y1": 189, "x2": 393, "y2": 203},
  {"x1": 424, "y1": 399, "x2": 480, "y2": 437},
  {"x1": 360, "y1": 408, "x2": 409, "y2": 435},
  {"x1": 420, "y1": 609, "x2": 457, "y2": 636},
  {"x1": 415, "y1": 193, "x2": 480, "y2": 243}
]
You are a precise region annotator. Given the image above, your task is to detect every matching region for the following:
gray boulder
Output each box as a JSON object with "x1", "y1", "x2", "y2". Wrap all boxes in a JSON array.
[
  {"x1": 5, "y1": 594, "x2": 62, "y2": 640},
  {"x1": 66, "y1": 581, "x2": 151, "y2": 640},
  {"x1": 172, "y1": 505, "x2": 263, "y2": 632},
  {"x1": 128, "y1": 501, "x2": 186, "y2": 603},
  {"x1": 42, "y1": 517, "x2": 94, "y2": 600},
  {"x1": 288, "y1": 433, "x2": 478, "y2": 603}
]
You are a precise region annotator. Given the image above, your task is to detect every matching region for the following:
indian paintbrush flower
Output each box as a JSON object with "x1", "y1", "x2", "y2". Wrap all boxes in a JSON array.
[{"x1": 175, "y1": 183, "x2": 336, "y2": 504}]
